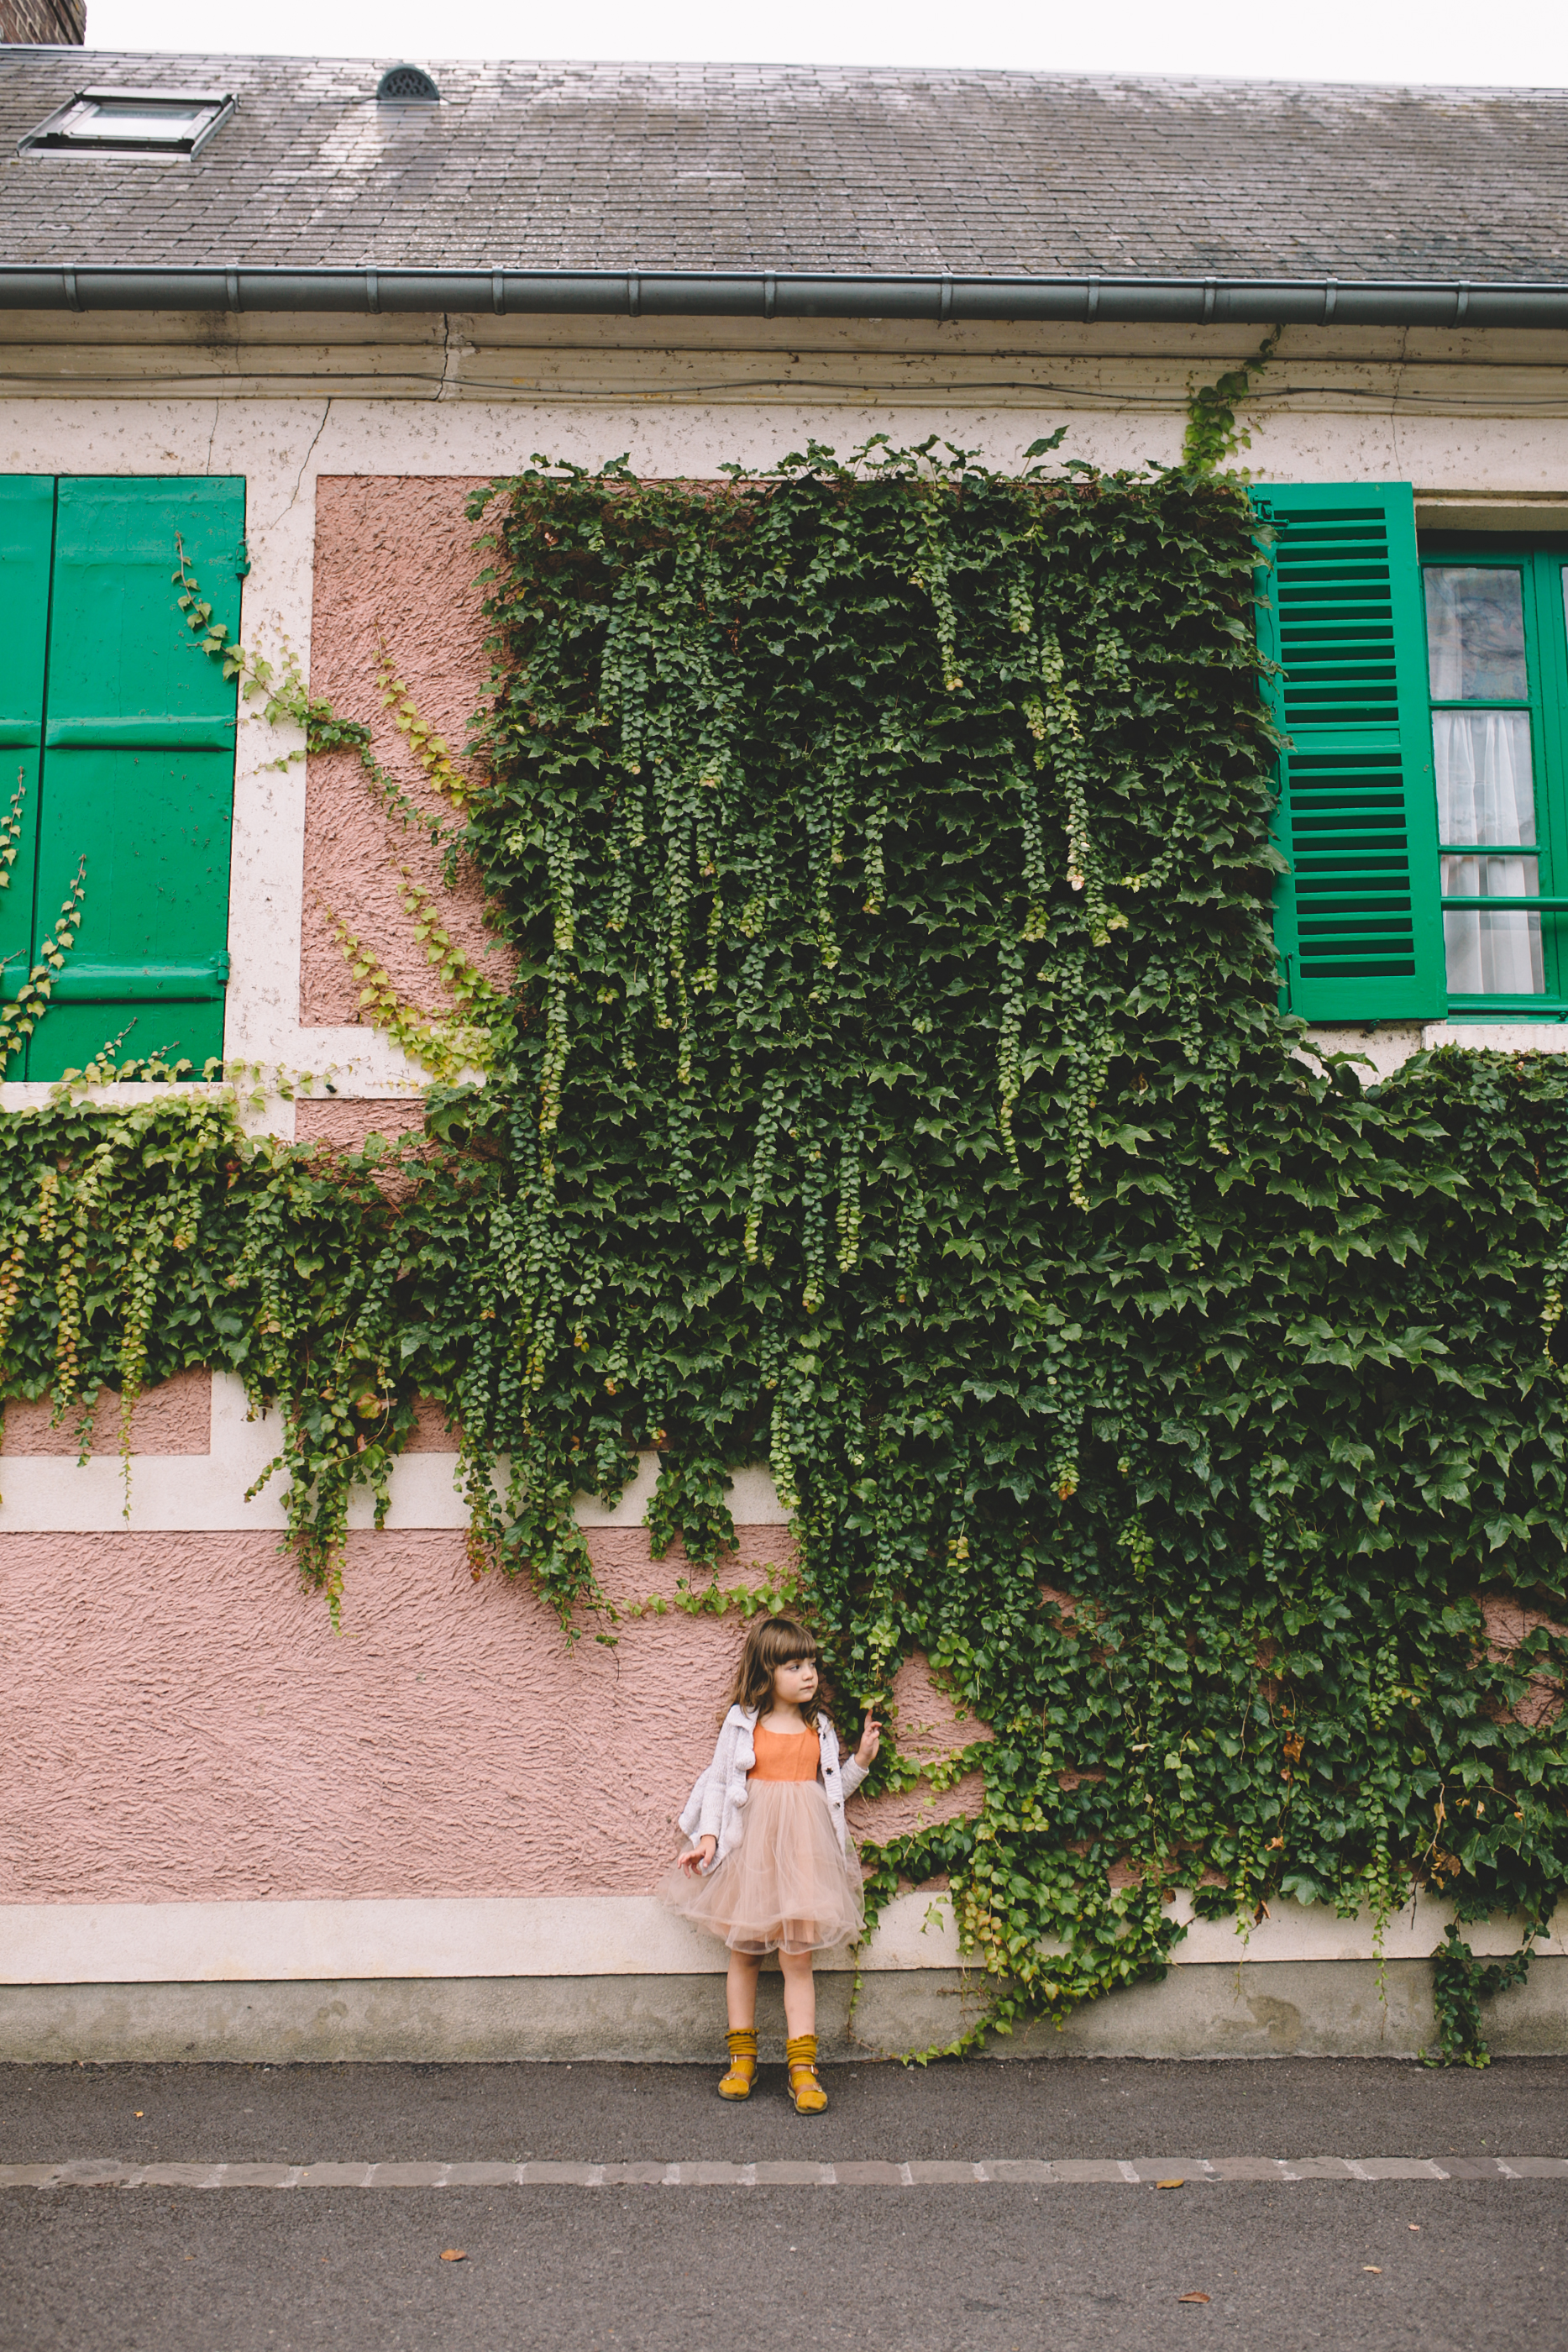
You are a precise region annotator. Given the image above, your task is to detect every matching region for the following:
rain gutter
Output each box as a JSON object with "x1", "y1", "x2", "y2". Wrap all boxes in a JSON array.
[{"x1": 2, "y1": 265, "x2": 1566, "y2": 328}]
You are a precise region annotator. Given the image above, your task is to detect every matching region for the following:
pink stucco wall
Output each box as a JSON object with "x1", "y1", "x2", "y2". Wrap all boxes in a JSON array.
[
  {"x1": 0, "y1": 1526, "x2": 981, "y2": 1905},
  {"x1": 0, "y1": 479, "x2": 992, "y2": 1922},
  {"x1": 3, "y1": 1369, "x2": 210, "y2": 1456},
  {"x1": 294, "y1": 1099, "x2": 429, "y2": 1154},
  {"x1": 302, "y1": 476, "x2": 510, "y2": 1028}
]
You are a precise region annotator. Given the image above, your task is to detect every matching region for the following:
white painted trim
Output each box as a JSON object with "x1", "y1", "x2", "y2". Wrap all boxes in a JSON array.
[
  {"x1": 1423, "y1": 1021, "x2": 1568, "y2": 1054},
  {"x1": 1303, "y1": 1021, "x2": 1568, "y2": 1079},
  {"x1": 0, "y1": 1079, "x2": 296, "y2": 1139},
  {"x1": 0, "y1": 1892, "x2": 950, "y2": 1983},
  {"x1": 1, "y1": 1888, "x2": 1559, "y2": 1986},
  {"x1": 0, "y1": 1371, "x2": 786, "y2": 1532}
]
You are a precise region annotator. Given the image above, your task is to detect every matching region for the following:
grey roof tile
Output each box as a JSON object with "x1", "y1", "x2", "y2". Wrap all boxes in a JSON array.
[{"x1": 0, "y1": 52, "x2": 1565, "y2": 278}]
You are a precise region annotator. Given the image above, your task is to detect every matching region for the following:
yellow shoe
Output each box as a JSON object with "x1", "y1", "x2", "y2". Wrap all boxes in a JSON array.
[
  {"x1": 785, "y1": 2033, "x2": 827, "y2": 2115},
  {"x1": 718, "y1": 2029, "x2": 757, "y2": 2100}
]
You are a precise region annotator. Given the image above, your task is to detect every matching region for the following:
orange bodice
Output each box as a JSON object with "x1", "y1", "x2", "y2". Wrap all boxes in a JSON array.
[{"x1": 747, "y1": 1722, "x2": 821, "y2": 1782}]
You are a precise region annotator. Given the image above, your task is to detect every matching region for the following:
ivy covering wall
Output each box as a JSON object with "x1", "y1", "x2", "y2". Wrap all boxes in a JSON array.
[{"x1": 3, "y1": 442, "x2": 1565, "y2": 2060}]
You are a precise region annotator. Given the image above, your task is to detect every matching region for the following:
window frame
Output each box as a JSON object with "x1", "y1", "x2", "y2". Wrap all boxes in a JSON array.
[
  {"x1": 1420, "y1": 533, "x2": 1568, "y2": 1020},
  {"x1": 17, "y1": 88, "x2": 236, "y2": 164}
]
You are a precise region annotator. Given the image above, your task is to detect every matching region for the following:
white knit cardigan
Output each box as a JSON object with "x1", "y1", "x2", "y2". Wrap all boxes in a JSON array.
[{"x1": 678, "y1": 1704, "x2": 868, "y2": 1870}]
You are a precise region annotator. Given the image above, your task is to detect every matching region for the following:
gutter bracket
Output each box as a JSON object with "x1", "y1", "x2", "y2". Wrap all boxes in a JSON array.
[
  {"x1": 939, "y1": 273, "x2": 953, "y2": 325},
  {"x1": 763, "y1": 272, "x2": 775, "y2": 321},
  {"x1": 1455, "y1": 280, "x2": 1470, "y2": 326},
  {"x1": 1202, "y1": 278, "x2": 1216, "y2": 323},
  {"x1": 365, "y1": 269, "x2": 380, "y2": 315},
  {"x1": 492, "y1": 269, "x2": 506, "y2": 316},
  {"x1": 224, "y1": 267, "x2": 240, "y2": 314},
  {"x1": 62, "y1": 268, "x2": 80, "y2": 312},
  {"x1": 1084, "y1": 276, "x2": 1099, "y2": 324},
  {"x1": 1323, "y1": 277, "x2": 1337, "y2": 325},
  {"x1": 627, "y1": 271, "x2": 641, "y2": 320}
]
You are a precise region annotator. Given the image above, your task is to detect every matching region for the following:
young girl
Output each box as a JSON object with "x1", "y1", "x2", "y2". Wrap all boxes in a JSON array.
[{"x1": 658, "y1": 1614, "x2": 879, "y2": 2113}]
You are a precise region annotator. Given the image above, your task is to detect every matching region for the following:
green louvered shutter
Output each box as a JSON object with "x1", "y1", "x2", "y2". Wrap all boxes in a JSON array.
[
  {"x1": 0, "y1": 479, "x2": 55, "y2": 1028},
  {"x1": 1254, "y1": 481, "x2": 1445, "y2": 1023},
  {"x1": 29, "y1": 477, "x2": 244, "y2": 1079}
]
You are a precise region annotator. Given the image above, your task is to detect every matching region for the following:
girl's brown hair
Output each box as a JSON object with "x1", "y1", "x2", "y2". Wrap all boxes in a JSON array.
[{"x1": 726, "y1": 1615, "x2": 826, "y2": 1724}]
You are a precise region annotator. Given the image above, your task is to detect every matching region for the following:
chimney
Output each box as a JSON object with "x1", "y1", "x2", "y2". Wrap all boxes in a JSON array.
[{"x1": 1, "y1": 0, "x2": 87, "y2": 39}]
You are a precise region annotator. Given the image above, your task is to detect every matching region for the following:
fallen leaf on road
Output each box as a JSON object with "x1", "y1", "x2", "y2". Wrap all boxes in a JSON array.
[
  {"x1": 1156, "y1": 2177, "x2": 1186, "y2": 2189},
  {"x1": 134, "y1": 2113, "x2": 143, "y2": 2118},
  {"x1": 1177, "y1": 2293, "x2": 1210, "y2": 2304},
  {"x1": 1363, "y1": 2266, "x2": 1382, "y2": 2274},
  {"x1": 440, "y1": 2250, "x2": 468, "y2": 2262},
  {"x1": 1408, "y1": 2223, "x2": 1421, "y2": 2232}
]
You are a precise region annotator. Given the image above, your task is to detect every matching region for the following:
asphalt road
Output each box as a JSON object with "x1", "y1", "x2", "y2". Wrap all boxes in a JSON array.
[
  {"x1": 4, "y1": 2055, "x2": 1566, "y2": 2166},
  {"x1": 3, "y1": 2061, "x2": 1565, "y2": 2352}
]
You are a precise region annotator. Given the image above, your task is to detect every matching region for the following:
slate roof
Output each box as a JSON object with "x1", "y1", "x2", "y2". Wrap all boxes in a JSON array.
[{"x1": 1, "y1": 50, "x2": 1566, "y2": 282}]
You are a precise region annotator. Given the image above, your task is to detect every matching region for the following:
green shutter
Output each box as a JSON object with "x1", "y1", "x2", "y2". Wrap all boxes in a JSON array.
[
  {"x1": 0, "y1": 478, "x2": 55, "y2": 1032},
  {"x1": 1254, "y1": 481, "x2": 1445, "y2": 1024},
  {"x1": 28, "y1": 477, "x2": 244, "y2": 1079}
]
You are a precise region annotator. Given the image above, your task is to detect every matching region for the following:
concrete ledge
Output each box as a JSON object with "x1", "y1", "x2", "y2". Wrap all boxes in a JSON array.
[{"x1": 3, "y1": 1956, "x2": 1566, "y2": 2063}]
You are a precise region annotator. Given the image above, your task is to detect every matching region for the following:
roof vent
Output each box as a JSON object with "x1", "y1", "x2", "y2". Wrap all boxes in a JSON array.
[{"x1": 376, "y1": 66, "x2": 440, "y2": 103}]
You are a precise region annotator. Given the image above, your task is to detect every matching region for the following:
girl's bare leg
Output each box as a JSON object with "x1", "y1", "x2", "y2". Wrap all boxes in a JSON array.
[
  {"x1": 726, "y1": 1949, "x2": 763, "y2": 2030},
  {"x1": 779, "y1": 1949, "x2": 816, "y2": 2040}
]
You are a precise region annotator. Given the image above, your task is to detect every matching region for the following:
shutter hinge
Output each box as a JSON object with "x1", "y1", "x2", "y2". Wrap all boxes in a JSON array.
[
  {"x1": 233, "y1": 538, "x2": 251, "y2": 580},
  {"x1": 210, "y1": 951, "x2": 232, "y2": 984}
]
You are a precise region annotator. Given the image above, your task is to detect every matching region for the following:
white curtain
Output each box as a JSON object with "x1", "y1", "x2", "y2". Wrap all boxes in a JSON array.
[{"x1": 1434, "y1": 711, "x2": 1542, "y2": 995}]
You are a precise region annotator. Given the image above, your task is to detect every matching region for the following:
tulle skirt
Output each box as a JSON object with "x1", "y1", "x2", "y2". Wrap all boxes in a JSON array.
[{"x1": 657, "y1": 1780, "x2": 866, "y2": 1956}]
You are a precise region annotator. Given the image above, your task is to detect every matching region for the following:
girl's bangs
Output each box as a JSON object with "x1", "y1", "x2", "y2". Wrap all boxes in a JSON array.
[{"x1": 766, "y1": 1621, "x2": 818, "y2": 1665}]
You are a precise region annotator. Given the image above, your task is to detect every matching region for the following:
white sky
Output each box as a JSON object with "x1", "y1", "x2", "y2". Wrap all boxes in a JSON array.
[{"x1": 81, "y1": 0, "x2": 1568, "y2": 89}]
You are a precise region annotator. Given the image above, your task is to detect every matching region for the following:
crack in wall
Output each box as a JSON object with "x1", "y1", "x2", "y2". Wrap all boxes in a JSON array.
[
  {"x1": 1391, "y1": 326, "x2": 1411, "y2": 476},
  {"x1": 268, "y1": 399, "x2": 332, "y2": 531},
  {"x1": 437, "y1": 314, "x2": 469, "y2": 402}
]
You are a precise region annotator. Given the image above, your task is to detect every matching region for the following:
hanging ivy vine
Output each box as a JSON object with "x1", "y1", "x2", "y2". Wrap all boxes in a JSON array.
[{"x1": 1, "y1": 440, "x2": 1565, "y2": 2065}]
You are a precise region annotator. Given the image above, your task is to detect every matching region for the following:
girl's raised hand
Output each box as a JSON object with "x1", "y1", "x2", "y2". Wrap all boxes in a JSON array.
[
  {"x1": 679, "y1": 1835, "x2": 718, "y2": 1877},
  {"x1": 855, "y1": 1714, "x2": 881, "y2": 1767}
]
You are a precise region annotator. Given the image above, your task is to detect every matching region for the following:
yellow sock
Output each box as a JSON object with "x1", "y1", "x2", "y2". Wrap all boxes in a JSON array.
[
  {"x1": 719, "y1": 2028, "x2": 758, "y2": 2100},
  {"x1": 785, "y1": 2031, "x2": 827, "y2": 2114}
]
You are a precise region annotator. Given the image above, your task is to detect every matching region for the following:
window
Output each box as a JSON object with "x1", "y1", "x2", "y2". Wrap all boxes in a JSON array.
[
  {"x1": 1258, "y1": 484, "x2": 1568, "y2": 1026},
  {"x1": 1424, "y1": 544, "x2": 1568, "y2": 1013},
  {"x1": 18, "y1": 88, "x2": 235, "y2": 161},
  {"x1": 0, "y1": 476, "x2": 243, "y2": 1081}
]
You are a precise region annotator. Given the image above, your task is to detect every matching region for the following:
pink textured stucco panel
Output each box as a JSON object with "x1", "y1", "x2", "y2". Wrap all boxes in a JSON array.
[
  {"x1": 847, "y1": 1769, "x2": 987, "y2": 1849},
  {"x1": 837, "y1": 1650, "x2": 991, "y2": 1850},
  {"x1": 3, "y1": 1369, "x2": 210, "y2": 1457},
  {"x1": 1482, "y1": 1592, "x2": 1565, "y2": 1727},
  {"x1": 294, "y1": 1100, "x2": 429, "y2": 1153},
  {"x1": 0, "y1": 1523, "x2": 818, "y2": 1905},
  {"x1": 302, "y1": 477, "x2": 512, "y2": 1026},
  {"x1": 406, "y1": 1395, "x2": 461, "y2": 1452},
  {"x1": 885, "y1": 1650, "x2": 994, "y2": 1764}
]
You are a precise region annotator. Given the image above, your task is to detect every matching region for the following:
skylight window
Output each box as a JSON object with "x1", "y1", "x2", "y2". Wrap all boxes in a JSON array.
[{"x1": 18, "y1": 88, "x2": 236, "y2": 161}]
